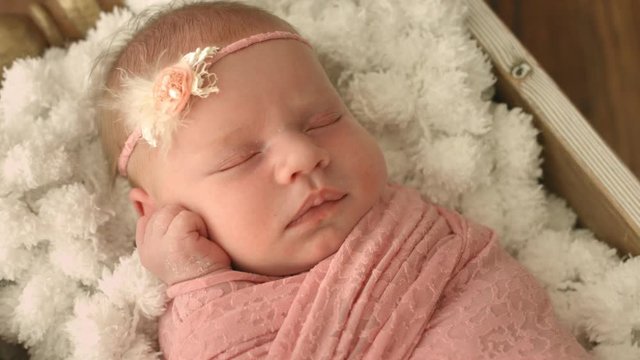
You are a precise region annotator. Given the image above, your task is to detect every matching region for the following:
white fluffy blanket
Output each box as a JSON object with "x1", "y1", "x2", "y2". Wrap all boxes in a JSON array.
[{"x1": 0, "y1": 0, "x2": 638, "y2": 359}]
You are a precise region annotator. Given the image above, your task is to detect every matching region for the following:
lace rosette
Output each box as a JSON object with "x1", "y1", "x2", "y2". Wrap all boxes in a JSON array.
[{"x1": 120, "y1": 46, "x2": 220, "y2": 149}]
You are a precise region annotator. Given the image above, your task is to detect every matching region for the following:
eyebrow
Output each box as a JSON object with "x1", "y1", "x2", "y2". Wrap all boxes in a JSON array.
[
  {"x1": 197, "y1": 111, "x2": 263, "y2": 148},
  {"x1": 215, "y1": 124, "x2": 254, "y2": 147},
  {"x1": 193, "y1": 138, "x2": 260, "y2": 176},
  {"x1": 200, "y1": 91, "x2": 341, "y2": 149}
]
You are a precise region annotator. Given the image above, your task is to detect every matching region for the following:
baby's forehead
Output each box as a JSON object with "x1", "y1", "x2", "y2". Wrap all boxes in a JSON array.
[
  {"x1": 177, "y1": 85, "x2": 341, "y2": 153},
  {"x1": 147, "y1": 31, "x2": 335, "y2": 158},
  {"x1": 214, "y1": 42, "x2": 331, "y2": 93}
]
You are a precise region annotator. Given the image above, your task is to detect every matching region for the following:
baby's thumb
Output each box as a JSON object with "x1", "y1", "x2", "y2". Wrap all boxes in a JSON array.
[{"x1": 192, "y1": 213, "x2": 209, "y2": 239}]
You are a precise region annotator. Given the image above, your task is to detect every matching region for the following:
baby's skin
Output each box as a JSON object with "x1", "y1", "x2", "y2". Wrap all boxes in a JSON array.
[
  {"x1": 135, "y1": 205, "x2": 231, "y2": 285},
  {"x1": 131, "y1": 38, "x2": 388, "y2": 283}
]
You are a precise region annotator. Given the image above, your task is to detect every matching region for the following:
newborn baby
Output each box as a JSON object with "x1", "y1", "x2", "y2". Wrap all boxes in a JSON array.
[{"x1": 98, "y1": 2, "x2": 591, "y2": 359}]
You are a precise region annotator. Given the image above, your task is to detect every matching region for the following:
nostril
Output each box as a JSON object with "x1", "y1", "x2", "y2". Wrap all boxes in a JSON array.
[
  {"x1": 317, "y1": 151, "x2": 330, "y2": 169},
  {"x1": 290, "y1": 171, "x2": 301, "y2": 182}
]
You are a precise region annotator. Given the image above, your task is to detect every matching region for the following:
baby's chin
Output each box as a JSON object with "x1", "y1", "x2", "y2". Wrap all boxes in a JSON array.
[
  {"x1": 232, "y1": 232, "x2": 346, "y2": 276},
  {"x1": 231, "y1": 189, "x2": 389, "y2": 277},
  {"x1": 236, "y1": 262, "x2": 323, "y2": 277},
  {"x1": 233, "y1": 252, "x2": 340, "y2": 277}
]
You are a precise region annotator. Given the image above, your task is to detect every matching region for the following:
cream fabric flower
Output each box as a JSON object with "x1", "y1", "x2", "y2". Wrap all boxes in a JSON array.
[{"x1": 153, "y1": 63, "x2": 194, "y2": 116}]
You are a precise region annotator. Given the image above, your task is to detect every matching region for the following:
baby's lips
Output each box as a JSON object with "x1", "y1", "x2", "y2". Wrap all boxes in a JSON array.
[{"x1": 287, "y1": 187, "x2": 347, "y2": 228}]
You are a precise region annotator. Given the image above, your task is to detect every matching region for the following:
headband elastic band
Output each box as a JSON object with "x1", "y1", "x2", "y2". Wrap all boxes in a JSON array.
[{"x1": 117, "y1": 31, "x2": 311, "y2": 177}]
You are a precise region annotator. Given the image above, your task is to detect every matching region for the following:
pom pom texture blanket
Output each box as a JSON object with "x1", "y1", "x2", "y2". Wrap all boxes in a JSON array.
[{"x1": 0, "y1": 0, "x2": 638, "y2": 358}]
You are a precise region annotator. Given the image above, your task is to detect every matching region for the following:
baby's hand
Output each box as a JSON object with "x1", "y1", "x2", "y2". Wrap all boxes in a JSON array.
[{"x1": 135, "y1": 205, "x2": 231, "y2": 285}]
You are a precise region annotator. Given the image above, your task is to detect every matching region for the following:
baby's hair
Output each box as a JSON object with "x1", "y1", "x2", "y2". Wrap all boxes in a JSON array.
[{"x1": 95, "y1": 0, "x2": 298, "y2": 190}]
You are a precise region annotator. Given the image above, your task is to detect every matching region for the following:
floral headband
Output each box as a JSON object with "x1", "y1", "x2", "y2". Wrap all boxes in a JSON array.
[{"x1": 117, "y1": 31, "x2": 311, "y2": 177}]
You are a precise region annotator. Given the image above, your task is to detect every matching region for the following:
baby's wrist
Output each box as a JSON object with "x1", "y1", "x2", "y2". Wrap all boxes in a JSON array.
[
  {"x1": 204, "y1": 263, "x2": 232, "y2": 275},
  {"x1": 163, "y1": 257, "x2": 231, "y2": 286}
]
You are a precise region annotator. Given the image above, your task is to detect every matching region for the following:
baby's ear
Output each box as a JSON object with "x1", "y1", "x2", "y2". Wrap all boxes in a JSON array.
[{"x1": 128, "y1": 187, "x2": 156, "y2": 217}]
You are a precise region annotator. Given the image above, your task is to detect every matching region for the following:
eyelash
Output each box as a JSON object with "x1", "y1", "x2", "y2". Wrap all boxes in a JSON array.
[
  {"x1": 215, "y1": 114, "x2": 342, "y2": 173},
  {"x1": 217, "y1": 152, "x2": 259, "y2": 172},
  {"x1": 306, "y1": 114, "x2": 342, "y2": 132}
]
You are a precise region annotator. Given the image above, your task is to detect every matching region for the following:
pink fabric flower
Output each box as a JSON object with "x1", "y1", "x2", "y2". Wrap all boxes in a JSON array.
[{"x1": 153, "y1": 64, "x2": 193, "y2": 116}]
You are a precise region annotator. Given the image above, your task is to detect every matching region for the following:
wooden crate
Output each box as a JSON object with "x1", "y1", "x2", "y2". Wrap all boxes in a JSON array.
[
  {"x1": 0, "y1": 0, "x2": 639, "y2": 358},
  {"x1": 467, "y1": 0, "x2": 640, "y2": 256}
]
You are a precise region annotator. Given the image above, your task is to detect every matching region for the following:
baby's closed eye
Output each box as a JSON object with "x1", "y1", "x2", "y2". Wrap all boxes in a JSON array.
[
  {"x1": 215, "y1": 151, "x2": 261, "y2": 172},
  {"x1": 209, "y1": 113, "x2": 342, "y2": 174},
  {"x1": 306, "y1": 113, "x2": 342, "y2": 132}
]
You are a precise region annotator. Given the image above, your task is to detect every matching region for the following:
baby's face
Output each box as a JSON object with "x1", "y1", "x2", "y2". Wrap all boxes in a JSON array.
[{"x1": 151, "y1": 39, "x2": 387, "y2": 276}]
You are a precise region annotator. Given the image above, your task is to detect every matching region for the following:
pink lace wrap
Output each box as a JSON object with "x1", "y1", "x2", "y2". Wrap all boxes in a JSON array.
[{"x1": 158, "y1": 184, "x2": 591, "y2": 359}]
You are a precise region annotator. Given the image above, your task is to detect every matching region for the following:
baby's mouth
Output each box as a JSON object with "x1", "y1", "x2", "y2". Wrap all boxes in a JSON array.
[{"x1": 286, "y1": 189, "x2": 347, "y2": 229}]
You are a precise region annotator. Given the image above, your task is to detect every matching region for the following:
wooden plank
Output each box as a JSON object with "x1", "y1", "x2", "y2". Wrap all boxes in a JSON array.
[
  {"x1": 489, "y1": 0, "x2": 640, "y2": 180},
  {"x1": 466, "y1": 0, "x2": 640, "y2": 256}
]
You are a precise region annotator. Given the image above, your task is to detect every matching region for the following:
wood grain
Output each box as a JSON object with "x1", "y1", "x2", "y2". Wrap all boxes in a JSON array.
[
  {"x1": 0, "y1": 0, "x2": 123, "y2": 73},
  {"x1": 468, "y1": 0, "x2": 640, "y2": 257},
  {"x1": 489, "y1": 0, "x2": 640, "y2": 179}
]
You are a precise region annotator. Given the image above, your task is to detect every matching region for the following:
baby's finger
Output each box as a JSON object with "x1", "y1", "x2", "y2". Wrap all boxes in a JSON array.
[
  {"x1": 145, "y1": 205, "x2": 185, "y2": 241},
  {"x1": 165, "y1": 210, "x2": 209, "y2": 241},
  {"x1": 193, "y1": 211, "x2": 209, "y2": 239}
]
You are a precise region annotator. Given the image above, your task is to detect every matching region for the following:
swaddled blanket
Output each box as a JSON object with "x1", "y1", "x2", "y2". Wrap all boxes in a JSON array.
[{"x1": 159, "y1": 184, "x2": 590, "y2": 359}]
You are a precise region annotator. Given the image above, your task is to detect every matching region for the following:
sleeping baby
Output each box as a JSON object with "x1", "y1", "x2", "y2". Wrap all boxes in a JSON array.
[{"x1": 97, "y1": 1, "x2": 592, "y2": 359}]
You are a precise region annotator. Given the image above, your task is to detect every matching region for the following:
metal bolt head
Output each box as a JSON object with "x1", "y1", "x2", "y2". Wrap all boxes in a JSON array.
[{"x1": 511, "y1": 61, "x2": 532, "y2": 79}]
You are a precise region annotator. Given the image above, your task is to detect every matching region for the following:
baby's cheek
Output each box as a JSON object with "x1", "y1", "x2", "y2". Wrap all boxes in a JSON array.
[
  {"x1": 347, "y1": 123, "x2": 387, "y2": 177},
  {"x1": 356, "y1": 142, "x2": 387, "y2": 190},
  {"x1": 216, "y1": 232, "x2": 264, "y2": 272}
]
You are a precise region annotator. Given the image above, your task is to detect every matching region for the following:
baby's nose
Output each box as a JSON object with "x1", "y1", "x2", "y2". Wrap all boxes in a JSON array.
[{"x1": 272, "y1": 131, "x2": 330, "y2": 184}]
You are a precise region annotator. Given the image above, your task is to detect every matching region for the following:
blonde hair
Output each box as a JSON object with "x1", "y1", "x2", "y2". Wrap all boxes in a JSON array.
[{"x1": 96, "y1": 1, "x2": 297, "y2": 190}]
